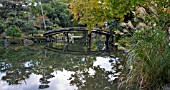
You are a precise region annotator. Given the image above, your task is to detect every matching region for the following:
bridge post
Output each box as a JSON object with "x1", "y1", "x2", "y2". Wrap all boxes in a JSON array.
[
  {"x1": 105, "y1": 35, "x2": 110, "y2": 50},
  {"x1": 46, "y1": 35, "x2": 53, "y2": 42},
  {"x1": 110, "y1": 35, "x2": 114, "y2": 44},
  {"x1": 66, "y1": 32, "x2": 70, "y2": 43},
  {"x1": 63, "y1": 32, "x2": 70, "y2": 43},
  {"x1": 86, "y1": 32, "x2": 91, "y2": 51},
  {"x1": 109, "y1": 30, "x2": 114, "y2": 44}
]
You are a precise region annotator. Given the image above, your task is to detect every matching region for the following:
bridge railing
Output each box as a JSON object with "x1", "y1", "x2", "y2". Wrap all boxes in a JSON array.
[{"x1": 43, "y1": 27, "x2": 113, "y2": 36}]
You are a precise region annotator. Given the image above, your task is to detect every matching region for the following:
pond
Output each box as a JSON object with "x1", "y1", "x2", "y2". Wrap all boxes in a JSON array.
[{"x1": 0, "y1": 36, "x2": 123, "y2": 90}]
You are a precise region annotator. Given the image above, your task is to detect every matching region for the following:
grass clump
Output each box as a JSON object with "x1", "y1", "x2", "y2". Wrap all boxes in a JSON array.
[{"x1": 119, "y1": 26, "x2": 170, "y2": 89}]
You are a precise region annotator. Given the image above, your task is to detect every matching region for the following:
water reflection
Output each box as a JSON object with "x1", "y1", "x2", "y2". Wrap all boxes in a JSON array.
[{"x1": 0, "y1": 41, "x2": 122, "y2": 90}]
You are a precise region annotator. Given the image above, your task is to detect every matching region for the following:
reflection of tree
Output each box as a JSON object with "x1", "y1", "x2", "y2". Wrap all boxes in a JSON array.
[
  {"x1": 38, "y1": 67, "x2": 54, "y2": 89},
  {"x1": 0, "y1": 46, "x2": 34, "y2": 85},
  {"x1": 1, "y1": 68, "x2": 31, "y2": 85},
  {"x1": 0, "y1": 44, "x2": 121, "y2": 89},
  {"x1": 69, "y1": 56, "x2": 120, "y2": 90},
  {"x1": 0, "y1": 45, "x2": 96, "y2": 89},
  {"x1": 71, "y1": 67, "x2": 118, "y2": 90},
  {"x1": 0, "y1": 45, "x2": 49, "y2": 86}
]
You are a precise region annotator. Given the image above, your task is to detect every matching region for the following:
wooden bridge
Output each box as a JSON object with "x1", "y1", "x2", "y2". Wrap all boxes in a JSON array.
[
  {"x1": 43, "y1": 27, "x2": 113, "y2": 36},
  {"x1": 44, "y1": 27, "x2": 114, "y2": 50}
]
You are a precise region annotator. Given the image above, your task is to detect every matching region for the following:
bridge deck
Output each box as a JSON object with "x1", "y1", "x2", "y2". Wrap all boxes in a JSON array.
[{"x1": 44, "y1": 27, "x2": 113, "y2": 36}]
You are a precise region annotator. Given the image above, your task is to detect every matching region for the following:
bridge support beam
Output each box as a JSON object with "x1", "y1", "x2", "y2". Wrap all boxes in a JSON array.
[
  {"x1": 110, "y1": 35, "x2": 114, "y2": 44},
  {"x1": 66, "y1": 33, "x2": 70, "y2": 43},
  {"x1": 86, "y1": 32, "x2": 91, "y2": 51},
  {"x1": 63, "y1": 32, "x2": 69, "y2": 43},
  {"x1": 46, "y1": 35, "x2": 53, "y2": 42},
  {"x1": 105, "y1": 35, "x2": 110, "y2": 50}
]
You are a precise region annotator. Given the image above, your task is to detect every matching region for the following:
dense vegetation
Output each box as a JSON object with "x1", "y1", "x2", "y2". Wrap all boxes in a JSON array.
[
  {"x1": 0, "y1": 0, "x2": 170, "y2": 89},
  {"x1": 0, "y1": 0, "x2": 72, "y2": 42}
]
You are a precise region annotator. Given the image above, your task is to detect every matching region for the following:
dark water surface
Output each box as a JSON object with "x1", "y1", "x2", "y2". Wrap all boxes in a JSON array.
[{"x1": 0, "y1": 37, "x2": 122, "y2": 90}]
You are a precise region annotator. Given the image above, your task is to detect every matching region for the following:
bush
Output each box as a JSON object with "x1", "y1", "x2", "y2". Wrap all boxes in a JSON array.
[{"x1": 5, "y1": 25, "x2": 22, "y2": 37}]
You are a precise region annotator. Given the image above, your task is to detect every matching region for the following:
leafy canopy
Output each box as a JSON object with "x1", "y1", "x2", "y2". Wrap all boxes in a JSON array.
[{"x1": 68, "y1": 0, "x2": 170, "y2": 29}]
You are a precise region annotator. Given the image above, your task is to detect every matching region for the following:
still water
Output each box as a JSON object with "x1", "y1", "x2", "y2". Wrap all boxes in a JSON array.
[{"x1": 0, "y1": 37, "x2": 122, "y2": 90}]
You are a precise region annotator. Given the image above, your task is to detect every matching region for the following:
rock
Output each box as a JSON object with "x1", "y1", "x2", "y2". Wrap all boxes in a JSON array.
[
  {"x1": 127, "y1": 21, "x2": 134, "y2": 29},
  {"x1": 136, "y1": 7, "x2": 147, "y2": 16},
  {"x1": 135, "y1": 22, "x2": 146, "y2": 31},
  {"x1": 4, "y1": 38, "x2": 8, "y2": 48},
  {"x1": 24, "y1": 39, "x2": 34, "y2": 46}
]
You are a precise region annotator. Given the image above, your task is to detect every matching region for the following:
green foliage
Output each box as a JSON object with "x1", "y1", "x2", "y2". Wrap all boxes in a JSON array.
[
  {"x1": 5, "y1": 25, "x2": 22, "y2": 38},
  {"x1": 0, "y1": 22, "x2": 6, "y2": 34},
  {"x1": 31, "y1": 0, "x2": 71, "y2": 28},
  {"x1": 48, "y1": 0, "x2": 71, "y2": 27},
  {"x1": 0, "y1": 0, "x2": 72, "y2": 37},
  {"x1": 119, "y1": 21, "x2": 170, "y2": 89},
  {"x1": 104, "y1": 0, "x2": 170, "y2": 89},
  {"x1": 0, "y1": 0, "x2": 36, "y2": 36},
  {"x1": 68, "y1": 0, "x2": 169, "y2": 30},
  {"x1": 68, "y1": 0, "x2": 135, "y2": 29}
]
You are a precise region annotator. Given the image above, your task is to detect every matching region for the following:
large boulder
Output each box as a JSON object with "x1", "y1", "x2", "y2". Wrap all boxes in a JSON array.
[{"x1": 24, "y1": 39, "x2": 34, "y2": 46}]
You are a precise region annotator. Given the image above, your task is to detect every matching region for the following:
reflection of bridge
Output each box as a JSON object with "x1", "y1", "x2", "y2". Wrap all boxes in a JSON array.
[
  {"x1": 44, "y1": 27, "x2": 114, "y2": 49},
  {"x1": 44, "y1": 46, "x2": 114, "y2": 56}
]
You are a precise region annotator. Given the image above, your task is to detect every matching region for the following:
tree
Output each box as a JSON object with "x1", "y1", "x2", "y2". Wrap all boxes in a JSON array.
[
  {"x1": 0, "y1": 0, "x2": 36, "y2": 35},
  {"x1": 29, "y1": 0, "x2": 71, "y2": 30},
  {"x1": 49, "y1": 0, "x2": 71, "y2": 27},
  {"x1": 67, "y1": 0, "x2": 169, "y2": 30}
]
